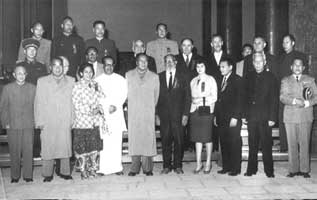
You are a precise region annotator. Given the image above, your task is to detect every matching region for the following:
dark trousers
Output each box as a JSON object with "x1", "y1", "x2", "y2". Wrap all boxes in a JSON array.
[
  {"x1": 279, "y1": 103, "x2": 288, "y2": 151},
  {"x1": 7, "y1": 129, "x2": 34, "y2": 180},
  {"x1": 212, "y1": 126, "x2": 219, "y2": 152},
  {"x1": 218, "y1": 122, "x2": 242, "y2": 173},
  {"x1": 183, "y1": 123, "x2": 194, "y2": 151},
  {"x1": 130, "y1": 156, "x2": 153, "y2": 173},
  {"x1": 247, "y1": 121, "x2": 274, "y2": 175},
  {"x1": 160, "y1": 120, "x2": 184, "y2": 169}
]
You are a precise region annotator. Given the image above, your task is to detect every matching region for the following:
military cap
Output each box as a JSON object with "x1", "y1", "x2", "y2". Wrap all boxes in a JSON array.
[{"x1": 22, "y1": 38, "x2": 40, "y2": 49}]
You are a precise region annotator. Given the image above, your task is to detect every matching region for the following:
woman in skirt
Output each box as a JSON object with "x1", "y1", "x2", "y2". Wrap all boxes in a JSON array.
[
  {"x1": 72, "y1": 63, "x2": 105, "y2": 179},
  {"x1": 189, "y1": 61, "x2": 217, "y2": 174}
]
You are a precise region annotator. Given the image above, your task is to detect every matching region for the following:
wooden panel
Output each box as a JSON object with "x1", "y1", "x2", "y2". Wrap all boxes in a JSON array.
[{"x1": 52, "y1": 0, "x2": 68, "y2": 38}]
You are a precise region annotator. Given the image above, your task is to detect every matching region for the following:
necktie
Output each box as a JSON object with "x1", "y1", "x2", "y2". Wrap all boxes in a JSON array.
[
  {"x1": 296, "y1": 76, "x2": 299, "y2": 82},
  {"x1": 221, "y1": 76, "x2": 227, "y2": 92},
  {"x1": 185, "y1": 55, "x2": 190, "y2": 67},
  {"x1": 168, "y1": 72, "x2": 173, "y2": 90}
]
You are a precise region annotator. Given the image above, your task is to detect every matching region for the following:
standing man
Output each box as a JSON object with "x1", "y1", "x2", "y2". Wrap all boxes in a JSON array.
[
  {"x1": 18, "y1": 22, "x2": 51, "y2": 71},
  {"x1": 278, "y1": 34, "x2": 309, "y2": 152},
  {"x1": 207, "y1": 34, "x2": 228, "y2": 79},
  {"x1": 119, "y1": 40, "x2": 156, "y2": 76},
  {"x1": 126, "y1": 53, "x2": 160, "y2": 176},
  {"x1": 214, "y1": 58, "x2": 244, "y2": 176},
  {"x1": 51, "y1": 16, "x2": 85, "y2": 78},
  {"x1": 146, "y1": 23, "x2": 179, "y2": 73},
  {"x1": 156, "y1": 54, "x2": 191, "y2": 174},
  {"x1": 280, "y1": 58, "x2": 317, "y2": 178},
  {"x1": 236, "y1": 43, "x2": 253, "y2": 77},
  {"x1": 34, "y1": 58, "x2": 75, "y2": 182},
  {"x1": 243, "y1": 52, "x2": 279, "y2": 178},
  {"x1": 96, "y1": 56, "x2": 127, "y2": 175},
  {"x1": 16, "y1": 38, "x2": 48, "y2": 85},
  {"x1": 176, "y1": 38, "x2": 204, "y2": 80},
  {"x1": 85, "y1": 20, "x2": 117, "y2": 64},
  {"x1": 85, "y1": 46, "x2": 104, "y2": 78},
  {"x1": 243, "y1": 36, "x2": 278, "y2": 77}
]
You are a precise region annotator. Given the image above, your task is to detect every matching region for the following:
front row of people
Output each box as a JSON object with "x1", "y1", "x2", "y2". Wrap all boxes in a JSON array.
[{"x1": 0, "y1": 51, "x2": 316, "y2": 183}]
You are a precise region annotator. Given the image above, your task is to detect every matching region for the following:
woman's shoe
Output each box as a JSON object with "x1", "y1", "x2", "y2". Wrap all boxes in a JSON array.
[
  {"x1": 193, "y1": 165, "x2": 204, "y2": 174},
  {"x1": 203, "y1": 166, "x2": 212, "y2": 174}
]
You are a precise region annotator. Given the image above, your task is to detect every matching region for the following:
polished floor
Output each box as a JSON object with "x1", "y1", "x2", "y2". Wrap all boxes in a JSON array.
[{"x1": 1, "y1": 160, "x2": 317, "y2": 200}]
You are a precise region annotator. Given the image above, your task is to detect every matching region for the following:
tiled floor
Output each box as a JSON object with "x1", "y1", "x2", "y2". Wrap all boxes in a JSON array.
[{"x1": 1, "y1": 161, "x2": 317, "y2": 200}]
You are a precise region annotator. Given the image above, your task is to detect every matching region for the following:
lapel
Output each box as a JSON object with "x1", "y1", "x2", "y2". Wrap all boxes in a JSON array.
[{"x1": 161, "y1": 72, "x2": 168, "y2": 90}]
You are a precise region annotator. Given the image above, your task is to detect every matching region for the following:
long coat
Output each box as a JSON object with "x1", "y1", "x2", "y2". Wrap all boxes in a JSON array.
[
  {"x1": 34, "y1": 75, "x2": 75, "y2": 160},
  {"x1": 126, "y1": 69, "x2": 160, "y2": 156}
]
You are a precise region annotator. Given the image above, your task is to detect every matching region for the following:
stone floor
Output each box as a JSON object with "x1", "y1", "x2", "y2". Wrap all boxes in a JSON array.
[{"x1": 1, "y1": 161, "x2": 317, "y2": 200}]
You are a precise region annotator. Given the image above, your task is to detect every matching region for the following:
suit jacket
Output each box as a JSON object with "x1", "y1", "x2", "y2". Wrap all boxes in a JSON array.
[
  {"x1": 243, "y1": 53, "x2": 278, "y2": 78},
  {"x1": 156, "y1": 69, "x2": 191, "y2": 124},
  {"x1": 206, "y1": 51, "x2": 231, "y2": 79},
  {"x1": 215, "y1": 73, "x2": 244, "y2": 127},
  {"x1": 280, "y1": 74, "x2": 317, "y2": 123},
  {"x1": 176, "y1": 53, "x2": 204, "y2": 81},
  {"x1": 244, "y1": 70, "x2": 279, "y2": 122},
  {"x1": 118, "y1": 55, "x2": 156, "y2": 76}
]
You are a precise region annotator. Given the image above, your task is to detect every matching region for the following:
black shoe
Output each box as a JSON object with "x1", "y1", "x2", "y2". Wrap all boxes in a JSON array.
[
  {"x1": 59, "y1": 174, "x2": 73, "y2": 180},
  {"x1": 174, "y1": 168, "x2": 184, "y2": 174},
  {"x1": 116, "y1": 171, "x2": 124, "y2": 176},
  {"x1": 228, "y1": 171, "x2": 240, "y2": 176},
  {"x1": 144, "y1": 171, "x2": 153, "y2": 176},
  {"x1": 217, "y1": 169, "x2": 229, "y2": 174},
  {"x1": 286, "y1": 172, "x2": 297, "y2": 178},
  {"x1": 193, "y1": 165, "x2": 204, "y2": 174},
  {"x1": 128, "y1": 172, "x2": 137, "y2": 176},
  {"x1": 97, "y1": 173, "x2": 105, "y2": 176},
  {"x1": 160, "y1": 168, "x2": 171, "y2": 174},
  {"x1": 266, "y1": 173, "x2": 275, "y2": 178},
  {"x1": 23, "y1": 178, "x2": 33, "y2": 182},
  {"x1": 302, "y1": 172, "x2": 311, "y2": 178},
  {"x1": 244, "y1": 171, "x2": 255, "y2": 177},
  {"x1": 11, "y1": 179, "x2": 19, "y2": 183},
  {"x1": 43, "y1": 176, "x2": 53, "y2": 182}
]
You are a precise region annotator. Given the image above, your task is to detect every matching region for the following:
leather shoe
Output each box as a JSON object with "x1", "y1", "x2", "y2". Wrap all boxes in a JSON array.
[
  {"x1": 160, "y1": 168, "x2": 171, "y2": 174},
  {"x1": 43, "y1": 176, "x2": 53, "y2": 182},
  {"x1": 128, "y1": 172, "x2": 137, "y2": 176},
  {"x1": 174, "y1": 168, "x2": 184, "y2": 174},
  {"x1": 23, "y1": 178, "x2": 33, "y2": 182},
  {"x1": 144, "y1": 171, "x2": 153, "y2": 176},
  {"x1": 228, "y1": 171, "x2": 240, "y2": 176},
  {"x1": 11, "y1": 179, "x2": 19, "y2": 183},
  {"x1": 244, "y1": 171, "x2": 255, "y2": 176},
  {"x1": 193, "y1": 165, "x2": 203, "y2": 174},
  {"x1": 116, "y1": 171, "x2": 124, "y2": 176},
  {"x1": 302, "y1": 172, "x2": 311, "y2": 178},
  {"x1": 266, "y1": 173, "x2": 275, "y2": 178},
  {"x1": 286, "y1": 172, "x2": 297, "y2": 178},
  {"x1": 217, "y1": 169, "x2": 229, "y2": 174}
]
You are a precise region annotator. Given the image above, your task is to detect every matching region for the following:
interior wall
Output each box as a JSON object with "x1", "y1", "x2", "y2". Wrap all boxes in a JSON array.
[{"x1": 68, "y1": 0, "x2": 203, "y2": 54}]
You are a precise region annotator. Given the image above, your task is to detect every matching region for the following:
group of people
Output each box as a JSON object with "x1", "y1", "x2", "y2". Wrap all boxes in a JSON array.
[{"x1": 0, "y1": 15, "x2": 316, "y2": 184}]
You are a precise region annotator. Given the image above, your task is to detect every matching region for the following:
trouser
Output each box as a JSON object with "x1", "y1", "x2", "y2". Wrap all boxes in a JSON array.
[
  {"x1": 183, "y1": 123, "x2": 194, "y2": 151},
  {"x1": 212, "y1": 125, "x2": 219, "y2": 152},
  {"x1": 285, "y1": 122, "x2": 312, "y2": 173},
  {"x1": 42, "y1": 158, "x2": 70, "y2": 177},
  {"x1": 7, "y1": 129, "x2": 34, "y2": 180},
  {"x1": 246, "y1": 121, "x2": 274, "y2": 175},
  {"x1": 279, "y1": 103, "x2": 288, "y2": 151},
  {"x1": 160, "y1": 120, "x2": 184, "y2": 169},
  {"x1": 218, "y1": 122, "x2": 242, "y2": 172},
  {"x1": 130, "y1": 156, "x2": 153, "y2": 173}
]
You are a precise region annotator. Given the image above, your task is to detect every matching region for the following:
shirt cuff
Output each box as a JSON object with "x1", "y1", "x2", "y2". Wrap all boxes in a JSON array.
[{"x1": 304, "y1": 100, "x2": 310, "y2": 108}]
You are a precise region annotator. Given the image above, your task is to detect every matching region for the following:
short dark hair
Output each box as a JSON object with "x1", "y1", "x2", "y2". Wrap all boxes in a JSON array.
[
  {"x1": 62, "y1": 16, "x2": 73, "y2": 24},
  {"x1": 136, "y1": 53, "x2": 148, "y2": 62},
  {"x1": 78, "y1": 63, "x2": 95, "y2": 78},
  {"x1": 220, "y1": 57, "x2": 233, "y2": 67},
  {"x1": 164, "y1": 54, "x2": 177, "y2": 63},
  {"x1": 85, "y1": 46, "x2": 98, "y2": 55},
  {"x1": 196, "y1": 59, "x2": 206, "y2": 67},
  {"x1": 242, "y1": 43, "x2": 253, "y2": 51},
  {"x1": 180, "y1": 38, "x2": 194, "y2": 45},
  {"x1": 13, "y1": 64, "x2": 26, "y2": 73},
  {"x1": 51, "y1": 57, "x2": 63, "y2": 66},
  {"x1": 254, "y1": 35, "x2": 266, "y2": 43},
  {"x1": 93, "y1": 20, "x2": 106, "y2": 28},
  {"x1": 101, "y1": 55, "x2": 115, "y2": 66},
  {"x1": 31, "y1": 21, "x2": 43, "y2": 29},
  {"x1": 292, "y1": 56, "x2": 304, "y2": 65},
  {"x1": 211, "y1": 34, "x2": 223, "y2": 41},
  {"x1": 283, "y1": 34, "x2": 296, "y2": 43},
  {"x1": 156, "y1": 23, "x2": 167, "y2": 31}
]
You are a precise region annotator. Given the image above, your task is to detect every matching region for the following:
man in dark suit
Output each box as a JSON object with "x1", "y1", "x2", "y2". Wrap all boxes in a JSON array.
[
  {"x1": 214, "y1": 58, "x2": 244, "y2": 176},
  {"x1": 118, "y1": 40, "x2": 156, "y2": 76},
  {"x1": 176, "y1": 38, "x2": 204, "y2": 80},
  {"x1": 243, "y1": 52, "x2": 279, "y2": 178},
  {"x1": 176, "y1": 38, "x2": 204, "y2": 152},
  {"x1": 156, "y1": 54, "x2": 191, "y2": 174},
  {"x1": 243, "y1": 36, "x2": 278, "y2": 78}
]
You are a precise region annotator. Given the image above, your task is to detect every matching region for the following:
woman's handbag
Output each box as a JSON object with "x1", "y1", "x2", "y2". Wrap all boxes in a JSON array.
[{"x1": 198, "y1": 97, "x2": 210, "y2": 116}]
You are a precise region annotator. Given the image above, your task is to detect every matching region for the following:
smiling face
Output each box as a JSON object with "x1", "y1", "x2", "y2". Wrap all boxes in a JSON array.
[
  {"x1": 291, "y1": 59, "x2": 305, "y2": 76},
  {"x1": 81, "y1": 66, "x2": 94, "y2": 81},
  {"x1": 181, "y1": 39, "x2": 194, "y2": 55},
  {"x1": 61, "y1": 19, "x2": 73, "y2": 34},
  {"x1": 51, "y1": 59, "x2": 64, "y2": 78},
  {"x1": 136, "y1": 55, "x2": 148, "y2": 71},
  {"x1": 132, "y1": 40, "x2": 145, "y2": 54},
  {"x1": 13, "y1": 66, "x2": 27, "y2": 84},
  {"x1": 25, "y1": 46, "x2": 37, "y2": 60},
  {"x1": 93, "y1": 23, "x2": 105, "y2": 38},
  {"x1": 211, "y1": 36, "x2": 223, "y2": 52},
  {"x1": 196, "y1": 63, "x2": 206, "y2": 75},
  {"x1": 219, "y1": 61, "x2": 232, "y2": 76},
  {"x1": 87, "y1": 49, "x2": 98, "y2": 63},
  {"x1": 253, "y1": 53, "x2": 265, "y2": 73},
  {"x1": 103, "y1": 58, "x2": 114, "y2": 75},
  {"x1": 156, "y1": 24, "x2": 167, "y2": 39},
  {"x1": 165, "y1": 55, "x2": 177, "y2": 71}
]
